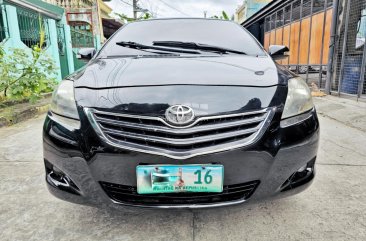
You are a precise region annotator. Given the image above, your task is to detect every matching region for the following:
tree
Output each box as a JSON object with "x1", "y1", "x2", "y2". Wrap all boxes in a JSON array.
[
  {"x1": 114, "y1": 12, "x2": 152, "y2": 24},
  {"x1": 0, "y1": 45, "x2": 58, "y2": 102},
  {"x1": 211, "y1": 11, "x2": 230, "y2": 20},
  {"x1": 0, "y1": 15, "x2": 57, "y2": 102}
]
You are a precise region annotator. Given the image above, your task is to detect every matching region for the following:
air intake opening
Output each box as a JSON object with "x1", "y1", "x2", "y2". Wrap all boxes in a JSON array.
[
  {"x1": 45, "y1": 160, "x2": 80, "y2": 195},
  {"x1": 100, "y1": 180, "x2": 260, "y2": 205},
  {"x1": 281, "y1": 158, "x2": 316, "y2": 192}
]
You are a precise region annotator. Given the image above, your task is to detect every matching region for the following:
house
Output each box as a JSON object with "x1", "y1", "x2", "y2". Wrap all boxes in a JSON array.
[
  {"x1": 0, "y1": 0, "x2": 74, "y2": 79},
  {"x1": 235, "y1": 0, "x2": 272, "y2": 23},
  {"x1": 44, "y1": 0, "x2": 122, "y2": 46},
  {"x1": 242, "y1": 0, "x2": 366, "y2": 98}
]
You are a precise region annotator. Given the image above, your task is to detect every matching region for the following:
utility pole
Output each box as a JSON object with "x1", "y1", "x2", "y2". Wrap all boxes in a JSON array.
[{"x1": 133, "y1": 0, "x2": 138, "y2": 20}]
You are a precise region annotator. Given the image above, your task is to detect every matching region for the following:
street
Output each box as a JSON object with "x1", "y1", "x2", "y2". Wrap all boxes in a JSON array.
[{"x1": 1, "y1": 96, "x2": 366, "y2": 241}]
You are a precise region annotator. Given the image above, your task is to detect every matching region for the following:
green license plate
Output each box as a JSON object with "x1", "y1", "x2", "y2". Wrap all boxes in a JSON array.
[{"x1": 136, "y1": 165, "x2": 224, "y2": 194}]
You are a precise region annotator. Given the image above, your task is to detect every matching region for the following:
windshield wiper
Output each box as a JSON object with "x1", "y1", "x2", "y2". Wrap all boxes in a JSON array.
[
  {"x1": 116, "y1": 41, "x2": 200, "y2": 54},
  {"x1": 153, "y1": 41, "x2": 247, "y2": 55}
]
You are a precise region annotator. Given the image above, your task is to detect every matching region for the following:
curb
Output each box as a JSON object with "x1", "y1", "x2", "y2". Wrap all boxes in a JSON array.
[{"x1": 0, "y1": 102, "x2": 50, "y2": 128}]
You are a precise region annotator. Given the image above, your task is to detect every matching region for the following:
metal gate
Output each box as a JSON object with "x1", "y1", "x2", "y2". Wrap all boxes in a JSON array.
[
  {"x1": 70, "y1": 27, "x2": 95, "y2": 71},
  {"x1": 330, "y1": 0, "x2": 366, "y2": 99},
  {"x1": 56, "y1": 22, "x2": 69, "y2": 79},
  {"x1": 16, "y1": 5, "x2": 50, "y2": 49},
  {"x1": 262, "y1": 0, "x2": 334, "y2": 89},
  {"x1": 0, "y1": 2, "x2": 8, "y2": 42}
]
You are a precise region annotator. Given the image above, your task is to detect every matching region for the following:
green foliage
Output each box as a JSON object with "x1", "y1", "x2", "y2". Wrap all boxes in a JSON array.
[
  {"x1": 221, "y1": 11, "x2": 229, "y2": 20},
  {"x1": 0, "y1": 12, "x2": 57, "y2": 103},
  {"x1": 211, "y1": 11, "x2": 230, "y2": 20},
  {"x1": 0, "y1": 44, "x2": 58, "y2": 102},
  {"x1": 115, "y1": 12, "x2": 152, "y2": 23}
]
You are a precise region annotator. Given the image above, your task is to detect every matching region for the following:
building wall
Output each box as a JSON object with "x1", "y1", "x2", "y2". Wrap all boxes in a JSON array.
[
  {"x1": 44, "y1": 0, "x2": 94, "y2": 9},
  {"x1": 45, "y1": 0, "x2": 109, "y2": 46},
  {"x1": 0, "y1": 1, "x2": 75, "y2": 80},
  {"x1": 235, "y1": 0, "x2": 271, "y2": 23},
  {"x1": 235, "y1": 4, "x2": 247, "y2": 23},
  {"x1": 97, "y1": 0, "x2": 112, "y2": 43}
]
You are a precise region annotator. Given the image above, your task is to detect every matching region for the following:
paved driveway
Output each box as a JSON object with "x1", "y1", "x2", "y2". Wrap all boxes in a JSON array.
[{"x1": 1, "y1": 96, "x2": 366, "y2": 241}]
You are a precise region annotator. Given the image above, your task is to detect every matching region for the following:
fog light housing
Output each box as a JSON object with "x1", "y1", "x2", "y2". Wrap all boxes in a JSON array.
[
  {"x1": 45, "y1": 160, "x2": 80, "y2": 195},
  {"x1": 297, "y1": 164, "x2": 307, "y2": 173},
  {"x1": 281, "y1": 159, "x2": 315, "y2": 192}
]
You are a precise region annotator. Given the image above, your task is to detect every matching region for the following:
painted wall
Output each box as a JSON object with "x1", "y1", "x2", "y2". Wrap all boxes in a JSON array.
[{"x1": 0, "y1": 3, "x2": 75, "y2": 81}]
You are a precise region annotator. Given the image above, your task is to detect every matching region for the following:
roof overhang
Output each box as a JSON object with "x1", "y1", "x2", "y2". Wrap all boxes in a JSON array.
[
  {"x1": 6, "y1": 0, "x2": 64, "y2": 20},
  {"x1": 102, "y1": 18, "x2": 123, "y2": 29}
]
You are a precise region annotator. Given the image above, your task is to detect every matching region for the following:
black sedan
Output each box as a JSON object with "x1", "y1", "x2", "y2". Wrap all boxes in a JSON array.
[{"x1": 44, "y1": 18, "x2": 319, "y2": 209}]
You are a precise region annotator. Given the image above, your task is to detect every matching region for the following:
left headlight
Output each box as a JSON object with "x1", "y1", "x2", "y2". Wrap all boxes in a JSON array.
[
  {"x1": 281, "y1": 77, "x2": 314, "y2": 119},
  {"x1": 50, "y1": 80, "x2": 79, "y2": 120}
]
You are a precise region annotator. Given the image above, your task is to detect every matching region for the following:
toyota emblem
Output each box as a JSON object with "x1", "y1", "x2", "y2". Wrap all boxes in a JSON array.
[{"x1": 165, "y1": 105, "x2": 195, "y2": 126}]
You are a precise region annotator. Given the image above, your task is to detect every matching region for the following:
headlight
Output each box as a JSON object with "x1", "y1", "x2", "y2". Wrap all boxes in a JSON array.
[
  {"x1": 50, "y1": 80, "x2": 79, "y2": 120},
  {"x1": 282, "y1": 77, "x2": 314, "y2": 119}
]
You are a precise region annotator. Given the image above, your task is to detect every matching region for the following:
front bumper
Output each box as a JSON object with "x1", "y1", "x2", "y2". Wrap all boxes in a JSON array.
[{"x1": 43, "y1": 109, "x2": 319, "y2": 209}]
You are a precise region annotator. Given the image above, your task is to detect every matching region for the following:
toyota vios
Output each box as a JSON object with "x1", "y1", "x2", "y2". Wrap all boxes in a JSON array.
[{"x1": 43, "y1": 18, "x2": 319, "y2": 209}]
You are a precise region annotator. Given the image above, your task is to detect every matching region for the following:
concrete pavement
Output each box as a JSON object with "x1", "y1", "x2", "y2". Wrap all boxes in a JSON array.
[{"x1": 0, "y1": 96, "x2": 366, "y2": 241}]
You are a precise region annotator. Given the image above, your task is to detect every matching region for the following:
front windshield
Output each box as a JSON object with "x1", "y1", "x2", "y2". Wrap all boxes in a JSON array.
[{"x1": 99, "y1": 19, "x2": 266, "y2": 57}]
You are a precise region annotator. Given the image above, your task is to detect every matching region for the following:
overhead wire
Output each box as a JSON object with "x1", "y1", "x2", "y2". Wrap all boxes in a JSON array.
[{"x1": 156, "y1": 0, "x2": 191, "y2": 16}]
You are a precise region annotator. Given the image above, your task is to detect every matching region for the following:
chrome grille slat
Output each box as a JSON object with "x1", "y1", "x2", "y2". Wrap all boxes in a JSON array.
[
  {"x1": 101, "y1": 124, "x2": 260, "y2": 146},
  {"x1": 85, "y1": 107, "x2": 276, "y2": 159},
  {"x1": 92, "y1": 108, "x2": 268, "y2": 129},
  {"x1": 94, "y1": 113, "x2": 266, "y2": 135}
]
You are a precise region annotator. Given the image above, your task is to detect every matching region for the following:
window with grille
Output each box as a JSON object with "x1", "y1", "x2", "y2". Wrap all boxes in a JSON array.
[
  {"x1": 292, "y1": 0, "x2": 302, "y2": 21},
  {"x1": 327, "y1": 0, "x2": 334, "y2": 8},
  {"x1": 302, "y1": 0, "x2": 312, "y2": 18},
  {"x1": 16, "y1": 6, "x2": 49, "y2": 48},
  {"x1": 284, "y1": 5, "x2": 292, "y2": 25},
  {"x1": 270, "y1": 13, "x2": 276, "y2": 30},
  {"x1": 312, "y1": 0, "x2": 326, "y2": 14},
  {"x1": 265, "y1": 16, "x2": 271, "y2": 32},
  {"x1": 276, "y1": 9, "x2": 284, "y2": 28}
]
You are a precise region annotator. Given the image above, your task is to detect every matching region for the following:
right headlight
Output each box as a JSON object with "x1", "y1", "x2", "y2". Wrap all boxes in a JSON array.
[
  {"x1": 50, "y1": 80, "x2": 80, "y2": 129},
  {"x1": 281, "y1": 77, "x2": 314, "y2": 119},
  {"x1": 50, "y1": 80, "x2": 79, "y2": 120}
]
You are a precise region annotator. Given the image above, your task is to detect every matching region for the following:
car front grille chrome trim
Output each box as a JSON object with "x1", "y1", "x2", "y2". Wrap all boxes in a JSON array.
[
  {"x1": 100, "y1": 124, "x2": 261, "y2": 146},
  {"x1": 111, "y1": 197, "x2": 247, "y2": 209},
  {"x1": 94, "y1": 113, "x2": 267, "y2": 135},
  {"x1": 84, "y1": 107, "x2": 276, "y2": 159}
]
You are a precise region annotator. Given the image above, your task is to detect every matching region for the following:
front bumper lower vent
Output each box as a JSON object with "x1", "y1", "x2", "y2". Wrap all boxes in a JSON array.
[
  {"x1": 85, "y1": 107, "x2": 275, "y2": 159},
  {"x1": 100, "y1": 181, "x2": 260, "y2": 206}
]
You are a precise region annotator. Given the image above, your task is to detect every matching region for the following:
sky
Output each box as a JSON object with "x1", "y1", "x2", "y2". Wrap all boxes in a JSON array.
[{"x1": 106, "y1": 0, "x2": 243, "y2": 19}]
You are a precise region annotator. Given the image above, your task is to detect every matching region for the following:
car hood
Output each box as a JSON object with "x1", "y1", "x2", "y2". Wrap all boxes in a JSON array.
[{"x1": 72, "y1": 55, "x2": 280, "y2": 88}]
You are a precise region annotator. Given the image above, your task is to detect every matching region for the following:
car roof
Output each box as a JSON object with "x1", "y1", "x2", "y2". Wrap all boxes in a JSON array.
[{"x1": 130, "y1": 18, "x2": 232, "y2": 23}]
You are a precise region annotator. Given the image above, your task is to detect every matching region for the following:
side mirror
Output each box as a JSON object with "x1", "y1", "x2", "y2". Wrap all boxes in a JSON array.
[
  {"x1": 269, "y1": 45, "x2": 289, "y2": 60},
  {"x1": 77, "y1": 48, "x2": 96, "y2": 61}
]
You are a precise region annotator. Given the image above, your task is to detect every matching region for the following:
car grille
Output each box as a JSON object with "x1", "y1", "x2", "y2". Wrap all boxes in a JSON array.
[
  {"x1": 85, "y1": 107, "x2": 275, "y2": 159},
  {"x1": 100, "y1": 181, "x2": 260, "y2": 206}
]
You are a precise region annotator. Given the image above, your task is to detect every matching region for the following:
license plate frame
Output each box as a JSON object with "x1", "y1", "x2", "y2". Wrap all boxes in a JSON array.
[{"x1": 136, "y1": 165, "x2": 224, "y2": 194}]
